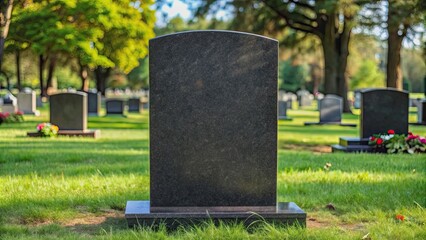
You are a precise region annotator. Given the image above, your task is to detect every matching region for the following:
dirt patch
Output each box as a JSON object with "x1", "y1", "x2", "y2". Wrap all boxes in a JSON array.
[
  {"x1": 307, "y1": 217, "x2": 366, "y2": 232},
  {"x1": 282, "y1": 144, "x2": 332, "y2": 153},
  {"x1": 61, "y1": 210, "x2": 126, "y2": 234}
]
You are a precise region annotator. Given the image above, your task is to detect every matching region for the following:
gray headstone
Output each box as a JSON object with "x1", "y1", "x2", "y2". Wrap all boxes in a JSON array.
[
  {"x1": 128, "y1": 97, "x2": 142, "y2": 113},
  {"x1": 50, "y1": 92, "x2": 87, "y2": 131},
  {"x1": 106, "y1": 99, "x2": 125, "y2": 115},
  {"x1": 150, "y1": 31, "x2": 277, "y2": 210},
  {"x1": 1, "y1": 93, "x2": 18, "y2": 114},
  {"x1": 17, "y1": 91, "x2": 38, "y2": 115},
  {"x1": 86, "y1": 91, "x2": 101, "y2": 115},
  {"x1": 319, "y1": 95, "x2": 342, "y2": 123},
  {"x1": 418, "y1": 100, "x2": 426, "y2": 123},
  {"x1": 297, "y1": 90, "x2": 312, "y2": 107},
  {"x1": 278, "y1": 100, "x2": 289, "y2": 119},
  {"x1": 360, "y1": 88, "x2": 408, "y2": 138},
  {"x1": 353, "y1": 90, "x2": 361, "y2": 109}
]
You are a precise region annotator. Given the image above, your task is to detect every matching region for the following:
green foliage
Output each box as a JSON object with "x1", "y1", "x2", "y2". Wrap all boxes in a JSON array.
[
  {"x1": 127, "y1": 58, "x2": 149, "y2": 89},
  {"x1": 37, "y1": 122, "x2": 59, "y2": 137},
  {"x1": 279, "y1": 60, "x2": 310, "y2": 92},
  {"x1": 0, "y1": 112, "x2": 24, "y2": 124},
  {"x1": 350, "y1": 60, "x2": 385, "y2": 90}
]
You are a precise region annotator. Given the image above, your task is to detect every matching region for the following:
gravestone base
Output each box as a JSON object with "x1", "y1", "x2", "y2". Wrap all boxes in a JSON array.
[
  {"x1": 125, "y1": 201, "x2": 306, "y2": 229},
  {"x1": 331, "y1": 137, "x2": 374, "y2": 153},
  {"x1": 409, "y1": 122, "x2": 426, "y2": 126},
  {"x1": 22, "y1": 110, "x2": 40, "y2": 116},
  {"x1": 304, "y1": 122, "x2": 356, "y2": 127},
  {"x1": 27, "y1": 129, "x2": 100, "y2": 138},
  {"x1": 278, "y1": 116, "x2": 292, "y2": 121}
]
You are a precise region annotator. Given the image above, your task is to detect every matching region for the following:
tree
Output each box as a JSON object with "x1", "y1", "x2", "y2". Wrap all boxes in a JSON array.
[
  {"x1": 93, "y1": 0, "x2": 156, "y2": 95},
  {"x1": 0, "y1": 0, "x2": 14, "y2": 89},
  {"x1": 386, "y1": 0, "x2": 425, "y2": 89},
  {"x1": 187, "y1": 0, "x2": 368, "y2": 112}
]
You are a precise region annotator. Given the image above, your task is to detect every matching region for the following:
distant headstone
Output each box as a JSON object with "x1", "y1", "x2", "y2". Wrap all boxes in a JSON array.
[
  {"x1": 86, "y1": 91, "x2": 101, "y2": 116},
  {"x1": 1, "y1": 93, "x2": 18, "y2": 114},
  {"x1": 353, "y1": 90, "x2": 361, "y2": 109},
  {"x1": 304, "y1": 94, "x2": 356, "y2": 127},
  {"x1": 278, "y1": 100, "x2": 292, "y2": 120},
  {"x1": 420, "y1": 100, "x2": 426, "y2": 124},
  {"x1": 297, "y1": 90, "x2": 312, "y2": 107},
  {"x1": 17, "y1": 91, "x2": 40, "y2": 115},
  {"x1": 106, "y1": 99, "x2": 125, "y2": 115},
  {"x1": 360, "y1": 88, "x2": 408, "y2": 138},
  {"x1": 125, "y1": 30, "x2": 305, "y2": 228},
  {"x1": 319, "y1": 95, "x2": 342, "y2": 123},
  {"x1": 50, "y1": 92, "x2": 87, "y2": 131},
  {"x1": 128, "y1": 97, "x2": 142, "y2": 113}
]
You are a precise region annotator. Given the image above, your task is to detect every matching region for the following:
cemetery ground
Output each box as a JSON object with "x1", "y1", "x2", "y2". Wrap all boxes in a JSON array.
[{"x1": 0, "y1": 105, "x2": 425, "y2": 240}]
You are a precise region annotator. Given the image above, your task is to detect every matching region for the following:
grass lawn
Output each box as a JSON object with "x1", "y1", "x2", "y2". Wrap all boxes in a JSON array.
[{"x1": 0, "y1": 105, "x2": 425, "y2": 239}]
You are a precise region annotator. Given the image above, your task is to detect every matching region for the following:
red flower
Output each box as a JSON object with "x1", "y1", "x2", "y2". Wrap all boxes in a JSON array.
[
  {"x1": 395, "y1": 214, "x2": 405, "y2": 221},
  {"x1": 408, "y1": 132, "x2": 413, "y2": 135},
  {"x1": 370, "y1": 136, "x2": 376, "y2": 141},
  {"x1": 376, "y1": 138, "x2": 383, "y2": 145},
  {"x1": 16, "y1": 111, "x2": 23, "y2": 115},
  {"x1": 387, "y1": 129, "x2": 395, "y2": 134}
]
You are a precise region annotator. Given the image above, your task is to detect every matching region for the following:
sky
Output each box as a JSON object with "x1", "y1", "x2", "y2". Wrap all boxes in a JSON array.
[{"x1": 155, "y1": 0, "x2": 192, "y2": 26}]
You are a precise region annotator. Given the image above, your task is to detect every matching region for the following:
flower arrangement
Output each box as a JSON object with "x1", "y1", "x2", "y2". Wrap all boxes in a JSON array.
[
  {"x1": 37, "y1": 123, "x2": 59, "y2": 137},
  {"x1": 0, "y1": 111, "x2": 24, "y2": 124},
  {"x1": 369, "y1": 129, "x2": 426, "y2": 154}
]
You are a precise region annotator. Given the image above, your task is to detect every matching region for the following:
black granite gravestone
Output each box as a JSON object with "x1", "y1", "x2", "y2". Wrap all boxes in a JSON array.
[
  {"x1": 304, "y1": 95, "x2": 356, "y2": 127},
  {"x1": 86, "y1": 91, "x2": 101, "y2": 116},
  {"x1": 106, "y1": 99, "x2": 125, "y2": 115},
  {"x1": 128, "y1": 97, "x2": 142, "y2": 113},
  {"x1": 332, "y1": 88, "x2": 408, "y2": 152},
  {"x1": 125, "y1": 30, "x2": 305, "y2": 228},
  {"x1": 360, "y1": 89, "x2": 408, "y2": 138}
]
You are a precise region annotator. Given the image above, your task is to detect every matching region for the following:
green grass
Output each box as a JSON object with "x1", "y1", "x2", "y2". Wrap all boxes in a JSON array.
[{"x1": 0, "y1": 105, "x2": 425, "y2": 239}]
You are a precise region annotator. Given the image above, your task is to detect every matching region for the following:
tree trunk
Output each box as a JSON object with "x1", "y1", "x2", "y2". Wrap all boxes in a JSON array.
[
  {"x1": 16, "y1": 50, "x2": 21, "y2": 91},
  {"x1": 39, "y1": 54, "x2": 46, "y2": 97},
  {"x1": 321, "y1": 13, "x2": 338, "y2": 95},
  {"x1": 0, "y1": 0, "x2": 14, "y2": 70},
  {"x1": 386, "y1": 26, "x2": 403, "y2": 89},
  {"x1": 46, "y1": 55, "x2": 56, "y2": 94},
  {"x1": 94, "y1": 67, "x2": 111, "y2": 96},
  {"x1": 79, "y1": 64, "x2": 89, "y2": 92},
  {"x1": 336, "y1": 17, "x2": 353, "y2": 113}
]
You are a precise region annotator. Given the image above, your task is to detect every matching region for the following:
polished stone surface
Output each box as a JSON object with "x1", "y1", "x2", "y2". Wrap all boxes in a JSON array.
[
  {"x1": 360, "y1": 88, "x2": 408, "y2": 138},
  {"x1": 125, "y1": 201, "x2": 306, "y2": 228},
  {"x1": 86, "y1": 91, "x2": 101, "y2": 116},
  {"x1": 319, "y1": 94, "x2": 342, "y2": 123},
  {"x1": 149, "y1": 31, "x2": 278, "y2": 208},
  {"x1": 106, "y1": 99, "x2": 125, "y2": 115},
  {"x1": 128, "y1": 97, "x2": 142, "y2": 112},
  {"x1": 17, "y1": 91, "x2": 39, "y2": 115},
  {"x1": 50, "y1": 92, "x2": 87, "y2": 131}
]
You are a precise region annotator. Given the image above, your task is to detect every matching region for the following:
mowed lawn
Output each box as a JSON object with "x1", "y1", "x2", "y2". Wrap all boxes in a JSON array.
[{"x1": 0, "y1": 105, "x2": 425, "y2": 239}]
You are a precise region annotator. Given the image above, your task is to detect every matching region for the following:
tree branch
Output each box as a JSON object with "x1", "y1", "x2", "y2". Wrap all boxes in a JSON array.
[{"x1": 261, "y1": 0, "x2": 321, "y2": 36}]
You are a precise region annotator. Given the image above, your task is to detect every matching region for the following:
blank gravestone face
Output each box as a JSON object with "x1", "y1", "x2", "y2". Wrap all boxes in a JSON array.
[
  {"x1": 50, "y1": 92, "x2": 87, "y2": 131},
  {"x1": 361, "y1": 89, "x2": 408, "y2": 138},
  {"x1": 86, "y1": 92, "x2": 101, "y2": 115},
  {"x1": 17, "y1": 91, "x2": 36, "y2": 114},
  {"x1": 150, "y1": 31, "x2": 277, "y2": 210},
  {"x1": 106, "y1": 100, "x2": 124, "y2": 114},
  {"x1": 319, "y1": 95, "x2": 342, "y2": 123}
]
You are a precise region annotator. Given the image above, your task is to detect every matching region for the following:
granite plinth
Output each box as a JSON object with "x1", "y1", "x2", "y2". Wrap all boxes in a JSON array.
[
  {"x1": 27, "y1": 130, "x2": 100, "y2": 138},
  {"x1": 331, "y1": 137, "x2": 373, "y2": 153},
  {"x1": 304, "y1": 122, "x2": 356, "y2": 127},
  {"x1": 125, "y1": 201, "x2": 306, "y2": 228}
]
